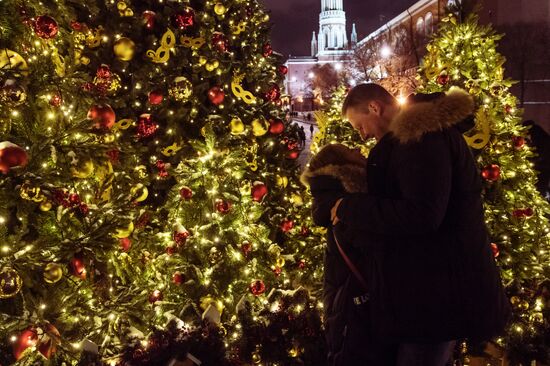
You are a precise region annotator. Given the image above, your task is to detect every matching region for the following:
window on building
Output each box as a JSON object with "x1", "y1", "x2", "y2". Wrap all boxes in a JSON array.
[
  {"x1": 425, "y1": 12, "x2": 433, "y2": 34},
  {"x1": 416, "y1": 17, "x2": 425, "y2": 35}
]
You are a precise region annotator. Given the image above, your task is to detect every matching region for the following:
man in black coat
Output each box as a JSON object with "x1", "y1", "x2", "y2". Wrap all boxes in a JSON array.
[{"x1": 329, "y1": 84, "x2": 510, "y2": 365}]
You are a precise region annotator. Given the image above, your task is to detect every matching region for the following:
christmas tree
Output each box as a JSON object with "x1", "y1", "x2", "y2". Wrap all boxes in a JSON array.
[
  {"x1": 310, "y1": 85, "x2": 367, "y2": 155},
  {"x1": 0, "y1": 0, "x2": 326, "y2": 364},
  {"x1": 418, "y1": 15, "x2": 550, "y2": 364}
]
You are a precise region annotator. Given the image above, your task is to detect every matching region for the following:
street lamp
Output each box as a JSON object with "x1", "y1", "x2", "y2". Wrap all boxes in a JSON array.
[
  {"x1": 334, "y1": 63, "x2": 343, "y2": 71},
  {"x1": 381, "y1": 45, "x2": 392, "y2": 58},
  {"x1": 308, "y1": 72, "x2": 315, "y2": 78}
]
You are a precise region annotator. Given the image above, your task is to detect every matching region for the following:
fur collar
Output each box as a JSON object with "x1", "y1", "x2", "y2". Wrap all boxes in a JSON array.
[
  {"x1": 301, "y1": 164, "x2": 367, "y2": 193},
  {"x1": 389, "y1": 88, "x2": 474, "y2": 144}
]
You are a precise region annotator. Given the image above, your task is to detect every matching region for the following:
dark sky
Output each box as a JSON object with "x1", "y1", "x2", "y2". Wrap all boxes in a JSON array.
[{"x1": 260, "y1": 0, "x2": 417, "y2": 58}]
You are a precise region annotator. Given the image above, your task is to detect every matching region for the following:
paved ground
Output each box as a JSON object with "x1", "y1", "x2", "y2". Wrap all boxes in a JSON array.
[{"x1": 291, "y1": 117, "x2": 318, "y2": 169}]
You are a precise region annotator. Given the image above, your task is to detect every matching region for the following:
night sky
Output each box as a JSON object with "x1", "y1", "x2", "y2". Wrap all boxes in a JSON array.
[{"x1": 260, "y1": 0, "x2": 418, "y2": 58}]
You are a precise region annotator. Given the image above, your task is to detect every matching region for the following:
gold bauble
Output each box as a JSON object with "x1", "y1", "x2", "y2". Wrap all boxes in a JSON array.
[
  {"x1": 168, "y1": 76, "x2": 193, "y2": 102},
  {"x1": 276, "y1": 175, "x2": 288, "y2": 188},
  {"x1": 43, "y1": 263, "x2": 63, "y2": 284},
  {"x1": 230, "y1": 118, "x2": 245, "y2": 135},
  {"x1": 117, "y1": 1, "x2": 127, "y2": 10},
  {"x1": 130, "y1": 183, "x2": 148, "y2": 202},
  {"x1": 40, "y1": 201, "x2": 52, "y2": 211},
  {"x1": 290, "y1": 193, "x2": 304, "y2": 206},
  {"x1": 251, "y1": 118, "x2": 268, "y2": 136},
  {"x1": 113, "y1": 37, "x2": 136, "y2": 61},
  {"x1": 205, "y1": 60, "x2": 219, "y2": 72},
  {"x1": 275, "y1": 257, "x2": 285, "y2": 267},
  {"x1": 0, "y1": 267, "x2": 22, "y2": 299},
  {"x1": 71, "y1": 159, "x2": 94, "y2": 179},
  {"x1": 251, "y1": 351, "x2": 261, "y2": 364},
  {"x1": 214, "y1": 3, "x2": 227, "y2": 15},
  {"x1": 198, "y1": 56, "x2": 208, "y2": 65}
]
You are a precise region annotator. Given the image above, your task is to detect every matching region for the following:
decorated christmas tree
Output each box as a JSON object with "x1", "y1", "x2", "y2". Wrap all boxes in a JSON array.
[
  {"x1": 0, "y1": 0, "x2": 326, "y2": 364},
  {"x1": 310, "y1": 85, "x2": 366, "y2": 155},
  {"x1": 418, "y1": 15, "x2": 550, "y2": 364}
]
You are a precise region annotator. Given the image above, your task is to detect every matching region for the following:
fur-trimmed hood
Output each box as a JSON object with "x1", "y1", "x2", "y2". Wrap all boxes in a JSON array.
[
  {"x1": 389, "y1": 88, "x2": 475, "y2": 143},
  {"x1": 301, "y1": 163, "x2": 367, "y2": 193}
]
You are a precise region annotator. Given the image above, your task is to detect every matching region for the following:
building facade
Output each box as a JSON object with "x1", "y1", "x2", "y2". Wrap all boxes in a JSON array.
[{"x1": 285, "y1": 0, "x2": 357, "y2": 111}]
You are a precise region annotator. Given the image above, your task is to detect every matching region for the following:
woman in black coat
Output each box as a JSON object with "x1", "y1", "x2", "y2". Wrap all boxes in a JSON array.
[{"x1": 301, "y1": 144, "x2": 382, "y2": 365}]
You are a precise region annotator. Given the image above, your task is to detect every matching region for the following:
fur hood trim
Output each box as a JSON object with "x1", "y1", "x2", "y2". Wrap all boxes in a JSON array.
[
  {"x1": 389, "y1": 88, "x2": 474, "y2": 143},
  {"x1": 301, "y1": 164, "x2": 367, "y2": 193}
]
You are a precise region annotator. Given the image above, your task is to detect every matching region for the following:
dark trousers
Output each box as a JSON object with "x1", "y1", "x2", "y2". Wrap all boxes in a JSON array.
[{"x1": 359, "y1": 340, "x2": 455, "y2": 366}]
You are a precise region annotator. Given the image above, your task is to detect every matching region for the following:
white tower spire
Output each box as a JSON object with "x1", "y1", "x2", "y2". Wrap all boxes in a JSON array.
[
  {"x1": 351, "y1": 23, "x2": 357, "y2": 47},
  {"x1": 311, "y1": 31, "x2": 318, "y2": 56},
  {"x1": 318, "y1": 0, "x2": 347, "y2": 56}
]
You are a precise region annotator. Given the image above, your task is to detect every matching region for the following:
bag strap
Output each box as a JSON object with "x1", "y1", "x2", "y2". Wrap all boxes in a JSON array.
[{"x1": 332, "y1": 232, "x2": 368, "y2": 292}]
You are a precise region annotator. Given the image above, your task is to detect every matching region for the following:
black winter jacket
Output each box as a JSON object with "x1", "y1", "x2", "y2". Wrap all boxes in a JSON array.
[{"x1": 336, "y1": 89, "x2": 511, "y2": 342}]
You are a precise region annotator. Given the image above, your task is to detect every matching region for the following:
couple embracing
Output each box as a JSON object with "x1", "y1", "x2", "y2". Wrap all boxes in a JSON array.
[{"x1": 301, "y1": 84, "x2": 511, "y2": 366}]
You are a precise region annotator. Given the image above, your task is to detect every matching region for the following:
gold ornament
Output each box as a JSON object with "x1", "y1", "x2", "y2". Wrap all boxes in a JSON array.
[
  {"x1": 232, "y1": 21, "x2": 247, "y2": 35},
  {"x1": 130, "y1": 184, "x2": 148, "y2": 202},
  {"x1": 114, "y1": 118, "x2": 134, "y2": 130},
  {"x1": 180, "y1": 36, "x2": 205, "y2": 49},
  {"x1": 114, "y1": 221, "x2": 134, "y2": 239},
  {"x1": 251, "y1": 118, "x2": 268, "y2": 136},
  {"x1": 290, "y1": 193, "x2": 304, "y2": 206},
  {"x1": 43, "y1": 263, "x2": 63, "y2": 284},
  {"x1": 463, "y1": 107, "x2": 491, "y2": 149},
  {"x1": 205, "y1": 60, "x2": 219, "y2": 72},
  {"x1": 161, "y1": 143, "x2": 182, "y2": 157},
  {"x1": 276, "y1": 175, "x2": 288, "y2": 188},
  {"x1": 20, "y1": 184, "x2": 43, "y2": 202},
  {"x1": 113, "y1": 37, "x2": 136, "y2": 61},
  {"x1": 275, "y1": 257, "x2": 286, "y2": 267},
  {"x1": 147, "y1": 29, "x2": 176, "y2": 63},
  {"x1": 0, "y1": 49, "x2": 29, "y2": 77},
  {"x1": 40, "y1": 201, "x2": 52, "y2": 211},
  {"x1": 198, "y1": 56, "x2": 208, "y2": 65},
  {"x1": 200, "y1": 295, "x2": 225, "y2": 313},
  {"x1": 230, "y1": 117, "x2": 245, "y2": 135},
  {"x1": 50, "y1": 47, "x2": 66, "y2": 77},
  {"x1": 252, "y1": 349, "x2": 261, "y2": 364},
  {"x1": 71, "y1": 159, "x2": 94, "y2": 179},
  {"x1": 116, "y1": 1, "x2": 127, "y2": 10},
  {"x1": 168, "y1": 76, "x2": 193, "y2": 102},
  {"x1": 0, "y1": 267, "x2": 22, "y2": 299},
  {"x1": 231, "y1": 73, "x2": 256, "y2": 105},
  {"x1": 86, "y1": 27, "x2": 103, "y2": 48},
  {"x1": 214, "y1": 3, "x2": 227, "y2": 15}
]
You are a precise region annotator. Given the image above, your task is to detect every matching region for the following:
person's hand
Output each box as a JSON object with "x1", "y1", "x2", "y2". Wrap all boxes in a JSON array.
[{"x1": 331, "y1": 198, "x2": 343, "y2": 225}]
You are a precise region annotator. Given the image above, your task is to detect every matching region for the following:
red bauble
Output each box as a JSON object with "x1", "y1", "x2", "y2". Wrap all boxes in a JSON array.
[
  {"x1": 264, "y1": 84, "x2": 281, "y2": 102},
  {"x1": 166, "y1": 246, "x2": 177, "y2": 256},
  {"x1": 287, "y1": 139, "x2": 299, "y2": 150},
  {"x1": 504, "y1": 105, "x2": 513, "y2": 114},
  {"x1": 524, "y1": 207, "x2": 534, "y2": 217},
  {"x1": 298, "y1": 259, "x2": 306, "y2": 270},
  {"x1": 278, "y1": 65, "x2": 288, "y2": 75},
  {"x1": 137, "y1": 113, "x2": 158, "y2": 138},
  {"x1": 215, "y1": 198, "x2": 232, "y2": 214},
  {"x1": 172, "y1": 271, "x2": 184, "y2": 284},
  {"x1": 0, "y1": 141, "x2": 28, "y2": 174},
  {"x1": 249, "y1": 280, "x2": 266, "y2": 296},
  {"x1": 142, "y1": 10, "x2": 156, "y2": 29},
  {"x1": 512, "y1": 208, "x2": 534, "y2": 218},
  {"x1": 241, "y1": 241, "x2": 252, "y2": 257},
  {"x1": 490, "y1": 243, "x2": 500, "y2": 258},
  {"x1": 149, "y1": 289, "x2": 163, "y2": 303},
  {"x1": 287, "y1": 149, "x2": 300, "y2": 160},
  {"x1": 300, "y1": 225, "x2": 310, "y2": 237},
  {"x1": 251, "y1": 181, "x2": 268, "y2": 202},
  {"x1": 34, "y1": 15, "x2": 58, "y2": 39},
  {"x1": 13, "y1": 328, "x2": 38, "y2": 360},
  {"x1": 148, "y1": 90, "x2": 164, "y2": 105},
  {"x1": 208, "y1": 86, "x2": 225, "y2": 105},
  {"x1": 69, "y1": 256, "x2": 86, "y2": 280},
  {"x1": 69, "y1": 193, "x2": 80, "y2": 205},
  {"x1": 211, "y1": 32, "x2": 229, "y2": 52},
  {"x1": 49, "y1": 93, "x2": 62, "y2": 107},
  {"x1": 179, "y1": 186, "x2": 193, "y2": 200},
  {"x1": 481, "y1": 164, "x2": 501, "y2": 182},
  {"x1": 120, "y1": 238, "x2": 132, "y2": 252},
  {"x1": 280, "y1": 219, "x2": 294, "y2": 233},
  {"x1": 96, "y1": 64, "x2": 112, "y2": 79},
  {"x1": 437, "y1": 73, "x2": 449, "y2": 85},
  {"x1": 512, "y1": 136, "x2": 525, "y2": 150},
  {"x1": 79, "y1": 203, "x2": 89, "y2": 215},
  {"x1": 70, "y1": 20, "x2": 82, "y2": 31},
  {"x1": 173, "y1": 225, "x2": 190, "y2": 247},
  {"x1": 269, "y1": 119, "x2": 285, "y2": 134},
  {"x1": 273, "y1": 267, "x2": 282, "y2": 276},
  {"x1": 87, "y1": 104, "x2": 116, "y2": 130},
  {"x1": 173, "y1": 7, "x2": 195, "y2": 30},
  {"x1": 263, "y1": 43, "x2": 273, "y2": 57}
]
